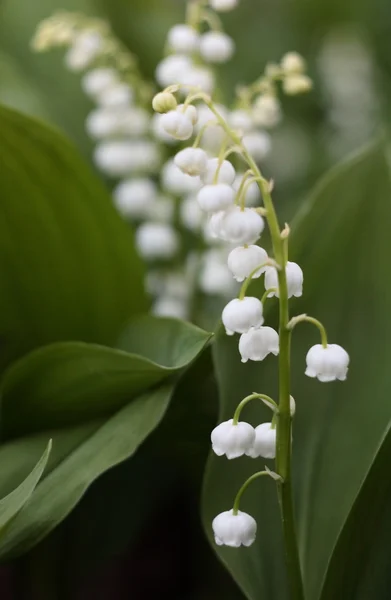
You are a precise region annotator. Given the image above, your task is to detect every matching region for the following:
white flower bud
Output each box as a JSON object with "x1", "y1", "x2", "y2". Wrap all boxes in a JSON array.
[
  {"x1": 222, "y1": 297, "x2": 264, "y2": 335},
  {"x1": 152, "y1": 296, "x2": 188, "y2": 320},
  {"x1": 246, "y1": 423, "x2": 276, "y2": 459},
  {"x1": 113, "y1": 178, "x2": 157, "y2": 219},
  {"x1": 82, "y1": 68, "x2": 118, "y2": 98},
  {"x1": 213, "y1": 509, "x2": 256, "y2": 548},
  {"x1": 211, "y1": 418, "x2": 255, "y2": 458},
  {"x1": 201, "y1": 158, "x2": 236, "y2": 185},
  {"x1": 199, "y1": 31, "x2": 235, "y2": 63},
  {"x1": 180, "y1": 195, "x2": 204, "y2": 231},
  {"x1": 85, "y1": 108, "x2": 119, "y2": 139},
  {"x1": 227, "y1": 245, "x2": 268, "y2": 282},
  {"x1": 283, "y1": 74, "x2": 313, "y2": 95},
  {"x1": 228, "y1": 109, "x2": 254, "y2": 134},
  {"x1": 209, "y1": 0, "x2": 239, "y2": 12},
  {"x1": 182, "y1": 67, "x2": 215, "y2": 94},
  {"x1": 197, "y1": 184, "x2": 235, "y2": 213},
  {"x1": 264, "y1": 261, "x2": 303, "y2": 298},
  {"x1": 252, "y1": 95, "x2": 282, "y2": 128},
  {"x1": 281, "y1": 52, "x2": 306, "y2": 74},
  {"x1": 94, "y1": 141, "x2": 160, "y2": 176},
  {"x1": 305, "y1": 344, "x2": 349, "y2": 382},
  {"x1": 207, "y1": 210, "x2": 228, "y2": 240},
  {"x1": 242, "y1": 131, "x2": 271, "y2": 161},
  {"x1": 239, "y1": 326, "x2": 279, "y2": 363},
  {"x1": 194, "y1": 104, "x2": 227, "y2": 151},
  {"x1": 199, "y1": 250, "x2": 236, "y2": 296},
  {"x1": 174, "y1": 148, "x2": 208, "y2": 176},
  {"x1": 151, "y1": 113, "x2": 178, "y2": 144},
  {"x1": 233, "y1": 173, "x2": 261, "y2": 206},
  {"x1": 64, "y1": 31, "x2": 102, "y2": 71},
  {"x1": 218, "y1": 207, "x2": 265, "y2": 244},
  {"x1": 176, "y1": 103, "x2": 198, "y2": 125},
  {"x1": 156, "y1": 54, "x2": 193, "y2": 87},
  {"x1": 167, "y1": 24, "x2": 200, "y2": 53},
  {"x1": 152, "y1": 91, "x2": 178, "y2": 113},
  {"x1": 136, "y1": 223, "x2": 179, "y2": 260},
  {"x1": 160, "y1": 110, "x2": 193, "y2": 140},
  {"x1": 97, "y1": 83, "x2": 133, "y2": 108},
  {"x1": 162, "y1": 160, "x2": 202, "y2": 195}
]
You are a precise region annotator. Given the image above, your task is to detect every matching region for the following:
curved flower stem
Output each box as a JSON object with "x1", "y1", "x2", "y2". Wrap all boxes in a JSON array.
[
  {"x1": 200, "y1": 97, "x2": 305, "y2": 600},
  {"x1": 288, "y1": 314, "x2": 328, "y2": 348},
  {"x1": 233, "y1": 471, "x2": 270, "y2": 514},
  {"x1": 261, "y1": 288, "x2": 277, "y2": 305},
  {"x1": 233, "y1": 393, "x2": 278, "y2": 423},
  {"x1": 238, "y1": 261, "x2": 272, "y2": 299}
]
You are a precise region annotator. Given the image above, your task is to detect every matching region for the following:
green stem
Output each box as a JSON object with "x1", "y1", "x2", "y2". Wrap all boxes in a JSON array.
[
  {"x1": 288, "y1": 315, "x2": 328, "y2": 348},
  {"x1": 261, "y1": 288, "x2": 277, "y2": 304},
  {"x1": 233, "y1": 471, "x2": 269, "y2": 514},
  {"x1": 239, "y1": 261, "x2": 272, "y2": 299},
  {"x1": 233, "y1": 393, "x2": 278, "y2": 424}
]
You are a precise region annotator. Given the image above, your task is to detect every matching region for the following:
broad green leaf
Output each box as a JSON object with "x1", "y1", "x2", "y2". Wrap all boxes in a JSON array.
[
  {"x1": 202, "y1": 142, "x2": 391, "y2": 600},
  {"x1": 0, "y1": 104, "x2": 146, "y2": 373},
  {"x1": 0, "y1": 440, "x2": 51, "y2": 532},
  {"x1": 1, "y1": 316, "x2": 211, "y2": 436},
  {"x1": 0, "y1": 384, "x2": 173, "y2": 559}
]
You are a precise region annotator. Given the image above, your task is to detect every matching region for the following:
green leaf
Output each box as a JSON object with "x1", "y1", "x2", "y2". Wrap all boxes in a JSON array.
[
  {"x1": 202, "y1": 141, "x2": 391, "y2": 600},
  {"x1": 0, "y1": 104, "x2": 146, "y2": 373},
  {"x1": 0, "y1": 439, "x2": 51, "y2": 532},
  {"x1": 0, "y1": 385, "x2": 173, "y2": 559},
  {"x1": 1, "y1": 316, "x2": 212, "y2": 436}
]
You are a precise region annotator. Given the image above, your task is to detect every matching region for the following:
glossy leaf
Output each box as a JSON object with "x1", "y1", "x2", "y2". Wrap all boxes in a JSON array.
[
  {"x1": 202, "y1": 142, "x2": 391, "y2": 600},
  {"x1": 1, "y1": 316, "x2": 212, "y2": 436},
  {"x1": 0, "y1": 440, "x2": 51, "y2": 532},
  {"x1": 0, "y1": 104, "x2": 145, "y2": 373},
  {"x1": 0, "y1": 385, "x2": 174, "y2": 559}
]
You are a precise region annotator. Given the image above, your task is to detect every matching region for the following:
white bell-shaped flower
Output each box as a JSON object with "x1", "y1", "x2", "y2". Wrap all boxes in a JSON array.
[
  {"x1": 229, "y1": 110, "x2": 254, "y2": 134},
  {"x1": 242, "y1": 131, "x2": 271, "y2": 161},
  {"x1": 194, "y1": 104, "x2": 227, "y2": 151},
  {"x1": 113, "y1": 178, "x2": 157, "y2": 219},
  {"x1": 281, "y1": 52, "x2": 306, "y2": 74},
  {"x1": 212, "y1": 509, "x2": 257, "y2": 547},
  {"x1": 233, "y1": 173, "x2": 260, "y2": 206},
  {"x1": 211, "y1": 418, "x2": 255, "y2": 459},
  {"x1": 197, "y1": 184, "x2": 235, "y2": 213},
  {"x1": 181, "y1": 66, "x2": 215, "y2": 95},
  {"x1": 222, "y1": 297, "x2": 264, "y2": 335},
  {"x1": 305, "y1": 344, "x2": 349, "y2": 382},
  {"x1": 199, "y1": 250, "x2": 236, "y2": 296},
  {"x1": 209, "y1": 0, "x2": 239, "y2": 12},
  {"x1": 252, "y1": 95, "x2": 281, "y2": 128},
  {"x1": 239, "y1": 327, "x2": 279, "y2": 363},
  {"x1": 283, "y1": 74, "x2": 312, "y2": 95},
  {"x1": 151, "y1": 113, "x2": 178, "y2": 145},
  {"x1": 180, "y1": 195, "x2": 204, "y2": 231},
  {"x1": 97, "y1": 83, "x2": 133, "y2": 108},
  {"x1": 199, "y1": 31, "x2": 235, "y2": 63},
  {"x1": 94, "y1": 141, "x2": 160, "y2": 176},
  {"x1": 174, "y1": 148, "x2": 208, "y2": 176},
  {"x1": 85, "y1": 108, "x2": 119, "y2": 139},
  {"x1": 167, "y1": 24, "x2": 200, "y2": 53},
  {"x1": 219, "y1": 207, "x2": 265, "y2": 244},
  {"x1": 246, "y1": 423, "x2": 276, "y2": 459},
  {"x1": 64, "y1": 31, "x2": 102, "y2": 71},
  {"x1": 160, "y1": 111, "x2": 193, "y2": 140},
  {"x1": 162, "y1": 160, "x2": 202, "y2": 195},
  {"x1": 176, "y1": 103, "x2": 198, "y2": 125},
  {"x1": 155, "y1": 54, "x2": 193, "y2": 87},
  {"x1": 264, "y1": 261, "x2": 303, "y2": 298},
  {"x1": 82, "y1": 68, "x2": 118, "y2": 98},
  {"x1": 227, "y1": 245, "x2": 268, "y2": 282},
  {"x1": 136, "y1": 223, "x2": 179, "y2": 260},
  {"x1": 201, "y1": 158, "x2": 236, "y2": 185},
  {"x1": 152, "y1": 296, "x2": 188, "y2": 320}
]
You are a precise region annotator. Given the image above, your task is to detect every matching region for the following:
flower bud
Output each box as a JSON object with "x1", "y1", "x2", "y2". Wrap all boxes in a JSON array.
[
  {"x1": 97, "y1": 83, "x2": 133, "y2": 108},
  {"x1": 211, "y1": 418, "x2": 255, "y2": 458},
  {"x1": 281, "y1": 51, "x2": 306, "y2": 74},
  {"x1": 242, "y1": 131, "x2": 271, "y2": 161},
  {"x1": 82, "y1": 68, "x2": 118, "y2": 98},
  {"x1": 162, "y1": 159, "x2": 202, "y2": 195},
  {"x1": 201, "y1": 158, "x2": 236, "y2": 185},
  {"x1": 176, "y1": 103, "x2": 198, "y2": 125},
  {"x1": 174, "y1": 148, "x2": 208, "y2": 176},
  {"x1": 167, "y1": 24, "x2": 200, "y2": 54},
  {"x1": 239, "y1": 326, "x2": 279, "y2": 362},
  {"x1": 113, "y1": 178, "x2": 157, "y2": 219},
  {"x1": 197, "y1": 184, "x2": 235, "y2": 213},
  {"x1": 227, "y1": 245, "x2": 268, "y2": 282},
  {"x1": 152, "y1": 91, "x2": 178, "y2": 113},
  {"x1": 305, "y1": 344, "x2": 349, "y2": 382},
  {"x1": 136, "y1": 222, "x2": 179, "y2": 260},
  {"x1": 228, "y1": 109, "x2": 254, "y2": 134},
  {"x1": 155, "y1": 54, "x2": 193, "y2": 87},
  {"x1": 264, "y1": 261, "x2": 303, "y2": 298},
  {"x1": 252, "y1": 95, "x2": 281, "y2": 128},
  {"x1": 212, "y1": 509, "x2": 257, "y2": 548},
  {"x1": 199, "y1": 31, "x2": 235, "y2": 63},
  {"x1": 222, "y1": 297, "x2": 264, "y2": 335},
  {"x1": 246, "y1": 422, "x2": 276, "y2": 458},
  {"x1": 218, "y1": 207, "x2": 265, "y2": 244},
  {"x1": 283, "y1": 74, "x2": 313, "y2": 95},
  {"x1": 160, "y1": 110, "x2": 193, "y2": 140},
  {"x1": 209, "y1": 0, "x2": 239, "y2": 12}
]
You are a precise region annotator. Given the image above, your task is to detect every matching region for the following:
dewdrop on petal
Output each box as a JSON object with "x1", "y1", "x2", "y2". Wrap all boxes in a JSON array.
[
  {"x1": 174, "y1": 148, "x2": 208, "y2": 176},
  {"x1": 264, "y1": 261, "x2": 303, "y2": 298},
  {"x1": 219, "y1": 207, "x2": 265, "y2": 244},
  {"x1": 211, "y1": 419, "x2": 255, "y2": 459},
  {"x1": 82, "y1": 68, "x2": 118, "y2": 98},
  {"x1": 162, "y1": 160, "x2": 202, "y2": 195},
  {"x1": 283, "y1": 74, "x2": 313, "y2": 95},
  {"x1": 213, "y1": 510, "x2": 257, "y2": 548},
  {"x1": 201, "y1": 158, "x2": 236, "y2": 185},
  {"x1": 199, "y1": 31, "x2": 235, "y2": 63},
  {"x1": 160, "y1": 111, "x2": 193, "y2": 140},
  {"x1": 281, "y1": 51, "x2": 306, "y2": 74},
  {"x1": 246, "y1": 423, "x2": 276, "y2": 459},
  {"x1": 227, "y1": 245, "x2": 268, "y2": 282},
  {"x1": 209, "y1": 0, "x2": 239, "y2": 12},
  {"x1": 113, "y1": 178, "x2": 157, "y2": 219},
  {"x1": 222, "y1": 297, "x2": 264, "y2": 335},
  {"x1": 155, "y1": 54, "x2": 193, "y2": 87},
  {"x1": 242, "y1": 131, "x2": 272, "y2": 161},
  {"x1": 167, "y1": 24, "x2": 199, "y2": 54},
  {"x1": 305, "y1": 344, "x2": 349, "y2": 382},
  {"x1": 136, "y1": 223, "x2": 179, "y2": 260},
  {"x1": 239, "y1": 327, "x2": 279, "y2": 363},
  {"x1": 152, "y1": 92, "x2": 177, "y2": 114},
  {"x1": 197, "y1": 184, "x2": 235, "y2": 213}
]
